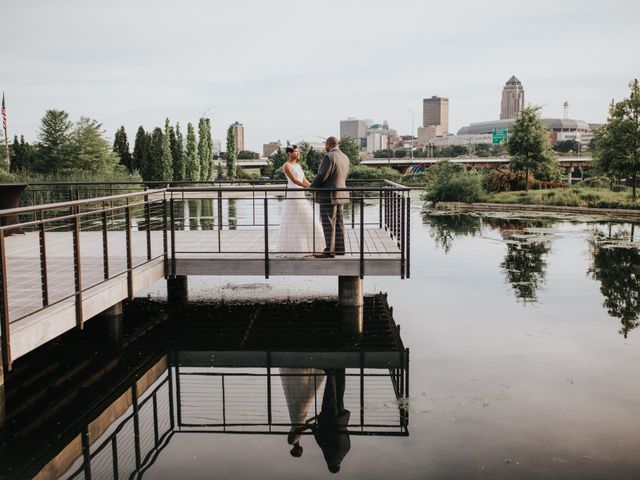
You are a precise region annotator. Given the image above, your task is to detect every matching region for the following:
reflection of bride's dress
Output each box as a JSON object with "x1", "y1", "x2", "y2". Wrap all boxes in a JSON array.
[
  {"x1": 277, "y1": 163, "x2": 326, "y2": 257},
  {"x1": 280, "y1": 368, "x2": 325, "y2": 437}
]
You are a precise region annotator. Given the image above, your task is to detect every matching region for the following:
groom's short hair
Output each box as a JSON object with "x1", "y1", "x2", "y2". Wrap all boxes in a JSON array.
[{"x1": 326, "y1": 137, "x2": 338, "y2": 148}]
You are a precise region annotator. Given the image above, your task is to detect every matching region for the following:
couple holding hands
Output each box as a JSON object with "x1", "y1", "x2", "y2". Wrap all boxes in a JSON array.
[{"x1": 277, "y1": 136, "x2": 349, "y2": 258}]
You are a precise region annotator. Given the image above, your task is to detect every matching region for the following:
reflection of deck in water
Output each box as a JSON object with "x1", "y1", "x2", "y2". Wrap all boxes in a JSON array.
[{"x1": 0, "y1": 294, "x2": 409, "y2": 479}]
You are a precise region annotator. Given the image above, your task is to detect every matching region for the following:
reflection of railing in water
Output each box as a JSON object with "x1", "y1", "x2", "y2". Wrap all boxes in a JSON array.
[
  {"x1": 176, "y1": 366, "x2": 409, "y2": 435},
  {"x1": 62, "y1": 361, "x2": 409, "y2": 479},
  {"x1": 64, "y1": 372, "x2": 175, "y2": 480}
]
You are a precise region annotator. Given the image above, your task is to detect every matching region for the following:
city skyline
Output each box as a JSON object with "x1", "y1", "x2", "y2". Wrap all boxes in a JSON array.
[{"x1": 1, "y1": 0, "x2": 638, "y2": 152}]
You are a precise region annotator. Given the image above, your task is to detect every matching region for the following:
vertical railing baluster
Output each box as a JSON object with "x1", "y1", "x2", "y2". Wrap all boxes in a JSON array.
[
  {"x1": 360, "y1": 193, "x2": 365, "y2": 279},
  {"x1": 264, "y1": 196, "x2": 269, "y2": 279},
  {"x1": 111, "y1": 436, "x2": 119, "y2": 480},
  {"x1": 379, "y1": 188, "x2": 383, "y2": 229},
  {"x1": 72, "y1": 214, "x2": 84, "y2": 329},
  {"x1": 152, "y1": 394, "x2": 159, "y2": 445},
  {"x1": 81, "y1": 427, "x2": 92, "y2": 480},
  {"x1": 38, "y1": 212, "x2": 49, "y2": 307},
  {"x1": 162, "y1": 198, "x2": 169, "y2": 277},
  {"x1": 400, "y1": 194, "x2": 406, "y2": 279},
  {"x1": 132, "y1": 384, "x2": 142, "y2": 471},
  {"x1": 167, "y1": 367, "x2": 175, "y2": 430},
  {"x1": 170, "y1": 197, "x2": 176, "y2": 277},
  {"x1": 351, "y1": 193, "x2": 355, "y2": 229},
  {"x1": 0, "y1": 230, "x2": 12, "y2": 372},
  {"x1": 406, "y1": 195, "x2": 411, "y2": 279},
  {"x1": 221, "y1": 374, "x2": 226, "y2": 430},
  {"x1": 267, "y1": 352, "x2": 272, "y2": 430},
  {"x1": 102, "y1": 204, "x2": 109, "y2": 280},
  {"x1": 125, "y1": 202, "x2": 133, "y2": 299},
  {"x1": 144, "y1": 193, "x2": 152, "y2": 261},
  {"x1": 217, "y1": 190, "x2": 222, "y2": 253},
  {"x1": 175, "y1": 364, "x2": 182, "y2": 427}
]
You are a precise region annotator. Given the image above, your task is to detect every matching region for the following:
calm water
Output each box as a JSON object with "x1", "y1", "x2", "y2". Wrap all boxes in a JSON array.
[
  {"x1": 139, "y1": 195, "x2": 640, "y2": 479},
  {"x1": 3, "y1": 193, "x2": 640, "y2": 479}
]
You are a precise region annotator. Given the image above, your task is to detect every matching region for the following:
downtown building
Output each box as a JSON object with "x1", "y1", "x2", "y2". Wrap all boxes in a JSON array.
[
  {"x1": 340, "y1": 118, "x2": 373, "y2": 148},
  {"x1": 231, "y1": 121, "x2": 245, "y2": 153}
]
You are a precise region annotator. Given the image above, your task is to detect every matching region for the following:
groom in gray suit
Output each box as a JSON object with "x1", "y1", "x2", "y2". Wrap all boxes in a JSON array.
[{"x1": 310, "y1": 137, "x2": 350, "y2": 258}]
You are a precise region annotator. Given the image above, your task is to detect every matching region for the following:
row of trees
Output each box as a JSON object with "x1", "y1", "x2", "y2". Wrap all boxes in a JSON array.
[
  {"x1": 118, "y1": 117, "x2": 215, "y2": 182},
  {"x1": 10, "y1": 110, "x2": 121, "y2": 174},
  {"x1": 593, "y1": 79, "x2": 640, "y2": 201}
]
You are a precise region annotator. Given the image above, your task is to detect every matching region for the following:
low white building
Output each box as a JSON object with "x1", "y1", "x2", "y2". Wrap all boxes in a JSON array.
[
  {"x1": 366, "y1": 133, "x2": 388, "y2": 152},
  {"x1": 430, "y1": 134, "x2": 493, "y2": 147}
]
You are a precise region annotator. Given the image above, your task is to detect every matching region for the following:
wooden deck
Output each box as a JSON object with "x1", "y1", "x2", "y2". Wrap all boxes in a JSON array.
[{"x1": 3, "y1": 227, "x2": 401, "y2": 362}]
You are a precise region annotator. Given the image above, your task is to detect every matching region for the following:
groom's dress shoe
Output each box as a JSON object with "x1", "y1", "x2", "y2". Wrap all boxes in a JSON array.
[
  {"x1": 334, "y1": 251, "x2": 346, "y2": 256},
  {"x1": 314, "y1": 252, "x2": 334, "y2": 258}
]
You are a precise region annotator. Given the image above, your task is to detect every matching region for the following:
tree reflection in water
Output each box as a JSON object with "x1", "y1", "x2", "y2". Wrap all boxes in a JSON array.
[
  {"x1": 423, "y1": 212, "x2": 482, "y2": 254},
  {"x1": 494, "y1": 218, "x2": 554, "y2": 304},
  {"x1": 588, "y1": 224, "x2": 640, "y2": 337}
]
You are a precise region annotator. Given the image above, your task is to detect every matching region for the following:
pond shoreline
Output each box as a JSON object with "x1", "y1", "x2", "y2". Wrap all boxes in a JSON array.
[{"x1": 434, "y1": 201, "x2": 640, "y2": 220}]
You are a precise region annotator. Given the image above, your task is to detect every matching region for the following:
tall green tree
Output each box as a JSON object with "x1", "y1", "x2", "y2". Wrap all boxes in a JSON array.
[
  {"x1": 160, "y1": 119, "x2": 173, "y2": 181},
  {"x1": 10, "y1": 135, "x2": 37, "y2": 171},
  {"x1": 113, "y1": 126, "x2": 133, "y2": 170},
  {"x1": 71, "y1": 117, "x2": 119, "y2": 174},
  {"x1": 143, "y1": 127, "x2": 164, "y2": 181},
  {"x1": 132, "y1": 126, "x2": 149, "y2": 173},
  {"x1": 508, "y1": 106, "x2": 559, "y2": 191},
  {"x1": 36, "y1": 109, "x2": 74, "y2": 172},
  {"x1": 226, "y1": 126, "x2": 237, "y2": 178},
  {"x1": 339, "y1": 136, "x2": 361, "y2": 165},
  {"x1": 198, "y1": 117, "x2": 212, "y2": 181},
  {"x1": 593, "y1": 79, "x2": 640, "y2": 201},
  {"x1": 185, "y1": 122, "x2": 199, "y2": 181},
  {"x1": 173, "y1": 123, "x2": 185, "y2": 181},
  {"x1": 205, "y1": 118, "x2": 213, "y2": 180}
]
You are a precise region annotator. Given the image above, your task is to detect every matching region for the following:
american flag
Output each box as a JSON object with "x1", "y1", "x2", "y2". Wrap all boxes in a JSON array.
[{"x1": 1, "y1": 92, "x2": 6, "y2": 132}]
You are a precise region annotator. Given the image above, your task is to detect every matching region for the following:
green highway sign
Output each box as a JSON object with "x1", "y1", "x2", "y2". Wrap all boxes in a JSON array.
[{"x1": 492, "y1": 128, "x2": 508, "y2": 144}]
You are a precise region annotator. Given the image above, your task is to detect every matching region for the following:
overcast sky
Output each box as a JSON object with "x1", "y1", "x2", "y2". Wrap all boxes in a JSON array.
[{"x1": 2, "y1": 0, "x2": 639, "y2": 152}]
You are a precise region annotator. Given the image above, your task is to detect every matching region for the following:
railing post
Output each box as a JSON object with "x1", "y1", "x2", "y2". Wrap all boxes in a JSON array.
[
  {"x1": 125, "y1": 203, "x2": 133, "y2": 299},
  {"x1": 111, "y1": 437, "x2": 119, "y2": 480},
  {"x1": 0, "y1": 230, "x2": 12, "y2": 372},
  {"x1": 132, "y1": 383, "x2": 142, "y2": 471},
  {"x1": 72, "y1": 215, "x2": 84, "y2": 329},
  {"x1": 400, "y1": 194, "x2": 406, "y2": 279},
  {"x1": 163, "y1": 198, "x2": 169, "y2": 277},
  {"x1": 102, "y1": 205, "x2": 109, "y2": 280},
  {"x1": 81, "y1": 427, "x2": 92, "y2": 480},
  {"x1": 406, "y1": 195, "x2": 411, "y2": 279},
  {"x1": 170, "y1": 197, "x2": 176, "y2": 277},
  {"x1": 38, "y1": 212, "x2": 49, "y2": 307},
  {"x1": 217, "y1": 190, "x2": 222, "y2": 253},
  {"x1": 379, "y1": 188, "x2": 383, "y2": 229},
  {"x1": 264, "y1": 196, "x2": 269, "y2": 279},
  {"x1": 144, "y1": 193, "x2": 152, "y2": 261},
  {"x1": 359, "y1": 193, "x2": 365, "y2": 279}
]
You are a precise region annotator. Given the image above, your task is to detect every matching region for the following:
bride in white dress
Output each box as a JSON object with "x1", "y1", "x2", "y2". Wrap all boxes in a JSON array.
[{"x1": 278, "y1": 145, "x2": 326, "y2": 257}]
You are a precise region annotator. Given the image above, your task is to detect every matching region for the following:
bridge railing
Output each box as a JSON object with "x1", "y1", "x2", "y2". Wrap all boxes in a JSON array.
[
  {"x1": 0, "y1": 181, "x2": 410, "y2": 370},
  {"x1": 0, "y1": 190, "x2": 168, "y2": 369}
]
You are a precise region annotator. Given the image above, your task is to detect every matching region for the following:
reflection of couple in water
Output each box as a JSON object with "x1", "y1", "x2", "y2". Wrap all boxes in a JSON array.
[{"x1": 280, "y1": 368, "x2": 351, "y2": 473}]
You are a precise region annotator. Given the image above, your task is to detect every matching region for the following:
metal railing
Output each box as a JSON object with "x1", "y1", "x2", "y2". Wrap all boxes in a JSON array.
[{"x1": 0, "y1": 181, "x2": 410, "y2": 371}]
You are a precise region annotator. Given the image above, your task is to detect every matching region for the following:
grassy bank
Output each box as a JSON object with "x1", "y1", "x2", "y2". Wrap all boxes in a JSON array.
[{"x1": 486, "y1": 186, "x2": 638, "y2": 209}]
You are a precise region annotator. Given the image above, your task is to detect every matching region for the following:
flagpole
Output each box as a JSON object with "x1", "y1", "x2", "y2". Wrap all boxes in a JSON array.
[{"x1": 1, "y1": 92, "x2": 8, "y2": 170}]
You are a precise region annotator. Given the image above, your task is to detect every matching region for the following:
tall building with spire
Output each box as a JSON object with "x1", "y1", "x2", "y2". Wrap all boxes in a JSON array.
[{"x1": 500, "y1": 76, "x2": 525, "y2": 120}]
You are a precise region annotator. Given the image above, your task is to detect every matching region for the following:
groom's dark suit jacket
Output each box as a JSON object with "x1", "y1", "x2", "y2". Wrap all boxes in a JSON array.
[{"x1": 310, "y1": 147, "x2": 350, "y2": 205}]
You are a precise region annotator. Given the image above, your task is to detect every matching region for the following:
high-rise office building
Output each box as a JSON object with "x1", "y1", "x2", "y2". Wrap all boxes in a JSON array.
[
  {"x1": 500, "y1": 76, "x2": 525, "y2": 120},
  {"x1": 422, "y1": 96, "x2": 449, "y2": 137},
  {"x1": 231, "y1": 121, "x2": 245, "y2": 153},
  {"x1": 340, "y1": 118, "x2": 372, "y2": 148}
]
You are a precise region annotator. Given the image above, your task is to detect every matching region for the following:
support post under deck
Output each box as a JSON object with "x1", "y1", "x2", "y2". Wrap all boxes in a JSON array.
[
  {"x1": 167, "y1": 275, "x2": 189, "y2": 306},
  {"x1": 98, "y1": 302, "x2": 124, "y2": 350},
  {"x1": 339, "y1": 276, "x2": 363, "y2": 342}
]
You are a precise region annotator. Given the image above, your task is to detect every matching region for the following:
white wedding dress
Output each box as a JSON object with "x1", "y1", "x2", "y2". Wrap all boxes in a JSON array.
[{"x1": 277, "y1": 163, "x2": 326, "y2": 257}]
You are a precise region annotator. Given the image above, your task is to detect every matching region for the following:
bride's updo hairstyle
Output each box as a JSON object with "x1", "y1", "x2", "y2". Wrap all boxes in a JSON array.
[{"x1": 285, "y1": 144, "x2": 299, "y2": 154}]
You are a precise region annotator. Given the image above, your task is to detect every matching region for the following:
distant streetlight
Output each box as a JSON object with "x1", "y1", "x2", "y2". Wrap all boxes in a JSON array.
[{"x1": 407, "y1": 109, "x2": 415, "y2": 160}]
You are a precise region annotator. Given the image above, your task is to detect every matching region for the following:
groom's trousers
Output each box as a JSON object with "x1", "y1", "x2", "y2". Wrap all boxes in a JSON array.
[{"x1": 320, "y1": 203, "x2": 345, "y2": 254}]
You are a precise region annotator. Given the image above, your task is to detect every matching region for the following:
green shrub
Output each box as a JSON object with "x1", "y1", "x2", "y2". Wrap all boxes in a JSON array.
[
  {"x1": 348, "y1": 165, "x2": 402, "y2": 183},
  {"x1": 423, "y1": 160, "x2": 485, "y2": 203}
]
